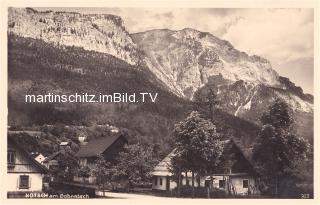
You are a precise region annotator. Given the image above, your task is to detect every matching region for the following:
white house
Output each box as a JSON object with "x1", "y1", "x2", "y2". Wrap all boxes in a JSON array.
[
  {"x1": 152, "y1": 139, "x2": 259, "y2": 196},
  {"x1": 7, "y1": 136, "x2": 48, "y2": 198}
]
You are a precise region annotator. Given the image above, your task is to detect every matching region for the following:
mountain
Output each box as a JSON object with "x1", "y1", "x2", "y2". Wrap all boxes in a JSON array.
[
  {"x1": 132, "y1": 28, "x2": 280, "y2": 98},
  {"x1": 8, "y1": 33, "x2": 193, "y2": 154},
  {"x1": 8, "y1": 8, "x2": 313, "y2": 142},
  {"x1": 196, "y1": 77, "x2": 313, "y2": 141},
  {"x1": 8, "y1": 7, "x2": 140, "y2": 65},
  {"x1": 132, "y1": 29, "x2": 313, "y2": 141},
  {"x1": 8, "y1": 34, "x2": 264, "y2": 155}
]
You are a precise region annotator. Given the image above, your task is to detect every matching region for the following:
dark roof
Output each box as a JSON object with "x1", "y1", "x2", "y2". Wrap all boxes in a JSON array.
[
  {"x1": 219, "y1": 138, "x2": 258, "y2": 175},
  {"x1": 42, "y1": 151, "x2": 62, "y2": 163},
  {"x1": 8, "y1": 136, "x2": 48, "y2": 173},
  {"x1": 42, "y1": 149, "x2": 76, "y2": 164},
  {"x1": 153, "y1": 138, "x2": 257, "y2": 176},
  {"x1": 76, "y1": 134, "x2": 126, "y2": 158}
]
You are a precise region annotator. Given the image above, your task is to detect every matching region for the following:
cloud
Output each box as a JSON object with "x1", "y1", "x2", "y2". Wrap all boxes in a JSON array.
[
  {"x1": 221, "y1": 9, "x2": 313, "y2": 93},
  {"x1": 278, "y1": 57, "x2": 313, "y2": 94},
  {"x1": 222, "y1": 9, "x2": 313, "y2": 62}
]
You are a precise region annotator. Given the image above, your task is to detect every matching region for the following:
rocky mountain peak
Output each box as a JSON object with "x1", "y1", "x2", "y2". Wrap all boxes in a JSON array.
[
  {"x1": 132, "y1": 28, "x2": 280, "y2": 98},
  {"x1": 8, "y1": 7, "x2": 139, "y2": 65}
]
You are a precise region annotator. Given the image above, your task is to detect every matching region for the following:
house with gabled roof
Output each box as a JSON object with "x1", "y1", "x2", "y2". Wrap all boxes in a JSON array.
[
  {"x1": 152, "y1": 139, "x2": 260, "y2": 196},
  {"x1": 7, "y1": 136, "x2": 48, "y2": 198},
  {"x1": 74, "y1": 133, "x2": 127, "y2": 184}
]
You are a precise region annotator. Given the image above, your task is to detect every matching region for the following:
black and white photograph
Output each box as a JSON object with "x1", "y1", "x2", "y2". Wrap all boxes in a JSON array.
[{"x1": 2, "y1": 2, "x2": 318, "y2": 203}]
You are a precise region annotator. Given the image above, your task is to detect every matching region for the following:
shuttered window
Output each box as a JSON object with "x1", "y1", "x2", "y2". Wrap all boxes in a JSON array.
[{"x1": 19, "y1": 175, "x2": 29, "y2": 189}]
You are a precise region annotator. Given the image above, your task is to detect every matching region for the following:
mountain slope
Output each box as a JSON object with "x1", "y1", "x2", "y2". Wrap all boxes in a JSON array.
[
  {"x1": 8, "y1": 34, "x2": 266, "y2": 152},
  {"x1": 8, "y1": 7, "x2": 140, "y2": 65},
  {"x1": 132, "y1": 28, "x2": 280, "y2": 98},
  {"x1": 195, "y1": 77, "x2": 313, "y2": 141},
  {"x1": 8, "y1": 8, "x2": 313, "y2": 143},
  {"x1": 132, "y1": 28, "x2": 313, "y2": 141},
  {"x1": 8, "y1": 34, "x2": 193, "y2": 153}
]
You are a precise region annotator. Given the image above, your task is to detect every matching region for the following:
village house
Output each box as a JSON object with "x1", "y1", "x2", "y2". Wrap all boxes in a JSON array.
[
  {"x1": 42, "y1": 141, "x2": 74, "y2": 171},
  {"x1": 7, "y1": 136, "x2": 48, "y2": 198},
  {"x1": 74, "y1": 133, "x2": 127, "y2": 184},
  {"x1": 152, "y1": 139, "x2": 260, "y2": 196}
]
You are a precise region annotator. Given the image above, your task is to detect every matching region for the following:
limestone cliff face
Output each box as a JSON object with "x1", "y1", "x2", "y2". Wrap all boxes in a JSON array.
[
  {"x1": 8, "y1": 7, "x2": 139, "y2": 65},
  {"x1": 131, "y1": 28, "x2": 313, "y2": 143},
  {"x1": 132, "y1": 28, "x2": 280, "y2": 98},
  {"x1": 131, "y1": 28, "x2": 313, "y2": 119}
]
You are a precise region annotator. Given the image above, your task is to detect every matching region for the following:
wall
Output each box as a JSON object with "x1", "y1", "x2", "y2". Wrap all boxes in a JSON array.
[
  {"x1": 73, "y1": 176, "x2": 97, "y2": 184},
  {"x1": 152, "y1": 174, "x2": 256, "y2": 195},
  {"x1": 7, "y1": 147, "x2": 40, "y2": 173},
  {"x1": 7, "y1": 173, "x2": 44, "y2": 192},
  {"x1": 152, "y1": 176, "x2": 168, "y2": 191},
  {"x1": 152, "y1": 175, "x2": 202, "y2": 191},
  {"x1": 230, "y1": 176, "x2": 255, "y2": 195},
  {"x1": 7, "y1": 142, "x2": 45, "y2": 192}
]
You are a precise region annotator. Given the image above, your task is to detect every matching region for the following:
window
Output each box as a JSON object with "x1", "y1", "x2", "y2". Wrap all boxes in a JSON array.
[
  {"x1": 243, "y1": 179, "x2": 249, "y2": 188},
  {"x1": 160, "y1": 178, "x2": 163, "y2": 186},
  {"x1": 219, "y1": 180, "x2": 225, "y2": 188},
  {"x1": 205, "y1": 180, "x2": 210, "y2": 188},
  {"x1": 7, "y1": 150, "x2": 16, "y2": 166},
  {"x1": 154, "y1": 177, "x2": 157, "y2": 185},
  {"x1": 186, "y1": 179, "x2": 189, "y2": 186},
  {"x1": 19, "y1": 175, "x2": 29, "y2": 189},
  {"x1": 79, "y1": 158, "x2": 87, "y2": 167}
]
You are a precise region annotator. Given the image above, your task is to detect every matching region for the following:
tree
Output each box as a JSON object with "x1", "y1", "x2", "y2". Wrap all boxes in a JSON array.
[
  {"x1": 170, "y1": 111, "x2": 223, "y2": 198},
  {"x1": 253, "y1": 99, "x2": 310, "y2": 197},
  {"x1": 193, "y1": 87, "x2": 219, "y2": 120},
  {"x1": 91, "y1": 154, "x2": 112, "y2": 196},
  {"x1": 113, "y1": 143, "x2": 158, "y2": 191},
  {"x1": 261, "y1": 98, "x2": 293, "y2": 130},
  {"x1": 78, "y1": 165, "x2": 91, "y2": 182}
]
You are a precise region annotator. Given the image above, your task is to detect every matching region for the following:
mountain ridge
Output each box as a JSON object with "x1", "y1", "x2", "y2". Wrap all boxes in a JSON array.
[
  {"x1": 8, "y1": 7, "x2": 140, "y2": 65},
  {"x1": 8, "y1": 7, "x2": 313, "y2": 142}
]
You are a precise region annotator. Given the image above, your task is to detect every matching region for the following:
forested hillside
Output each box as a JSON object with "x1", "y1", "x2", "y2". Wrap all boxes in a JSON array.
[{"x1": 8, "y1": 34, "x2": 262, "y2": 154}]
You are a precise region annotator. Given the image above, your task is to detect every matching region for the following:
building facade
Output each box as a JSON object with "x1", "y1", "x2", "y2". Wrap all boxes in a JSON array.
[{"x1": 7, "y1": 137, "x2": 48, "y2": 198}]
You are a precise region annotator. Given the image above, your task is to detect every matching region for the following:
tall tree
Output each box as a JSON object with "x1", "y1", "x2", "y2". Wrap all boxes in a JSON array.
[
  {"x1": 113, "y1": 143, "x2": 158, "y2": 191},
  {"x1": 261, "y1": 98, "x2": 293, "y2": 130},
  {"x1": 171, "y1": 111, "x2": 223, "y2": 198},
  {"x1": 253, "y1": 98, "x2": 309, "y2": 197},
  {"x1": 193, "y1": 87, "x2": 219, "y2": 120},
  {"x1": 91, "y1": 154, "x2": 112, "y2": 196}
]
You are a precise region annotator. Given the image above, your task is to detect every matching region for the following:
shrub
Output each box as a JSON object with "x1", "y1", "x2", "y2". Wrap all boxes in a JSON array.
[{"x1": 173, "y1": 185, "x2": 227, "y2": 198}]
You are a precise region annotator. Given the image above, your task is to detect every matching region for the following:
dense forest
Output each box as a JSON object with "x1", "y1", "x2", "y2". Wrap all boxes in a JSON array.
[{"x1": 8, "y1": 34, "x2": 287, "y2": 158}]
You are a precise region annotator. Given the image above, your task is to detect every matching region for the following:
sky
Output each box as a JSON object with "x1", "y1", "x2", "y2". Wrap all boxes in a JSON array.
[{"x1": 37, "y1": 8, "x2": 314, "y2": 94}]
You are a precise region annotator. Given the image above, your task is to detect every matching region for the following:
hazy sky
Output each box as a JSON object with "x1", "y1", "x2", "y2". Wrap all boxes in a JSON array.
[{"x1": 37, "y1": 8, "x2": 314, "y2": 94}]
